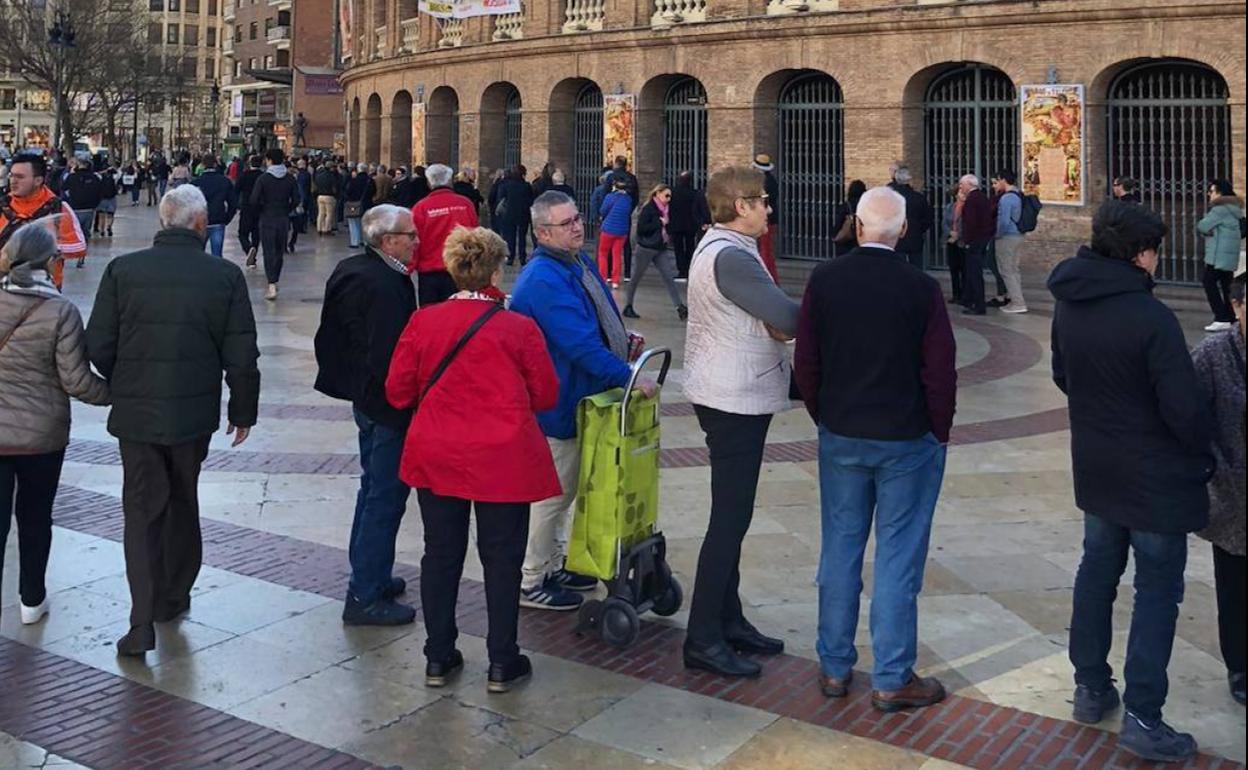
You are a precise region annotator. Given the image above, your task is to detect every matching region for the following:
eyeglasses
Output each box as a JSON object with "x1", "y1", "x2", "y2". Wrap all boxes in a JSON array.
[
  {"x1": 386, "y1": 230, "x2": 417, "y2": 238},
  {"x1": 739, "y1": 194, "x2": 770, "y2": 203},
  {"x1": 540, "y1": 214, "x2": 583, "y2": 229}
]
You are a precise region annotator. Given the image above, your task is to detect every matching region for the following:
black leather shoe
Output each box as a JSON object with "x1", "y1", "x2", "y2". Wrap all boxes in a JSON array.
[
  {"x1": 725, "y1": 621, "x2": 785, "y2": 656},
  {"x1": 425, "y1": 649, "x2": 464, "y2": 688},
  {"x1": 116, "y1": 624, "x2": 156, "y2": 657},
  {"x1": 383, "y1": 577, "x2": 407, "y2": 599},
  {"x1": 622, "y1": 305, "x2": 640, "y2": 319},
  {"x1": 488, "y1": 654, "x2": 532, "y2": 693},
  {"x1": 962, "y1": 307, "x2": 987, "y2": 316},
  {"x1": 341, "y1": 595, "x2": 416, "y2": 626},
  {"x1": 683, "y1": 641, "x2": 762, "y2": 678},
  {"x1": 154, "y1": 597, "x2": 191, "y2": 623}
]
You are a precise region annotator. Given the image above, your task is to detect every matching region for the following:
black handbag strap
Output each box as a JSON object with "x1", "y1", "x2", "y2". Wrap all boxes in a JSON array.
[{"x1": 417, "y1": 303, "x2": 503, "y2": 410}]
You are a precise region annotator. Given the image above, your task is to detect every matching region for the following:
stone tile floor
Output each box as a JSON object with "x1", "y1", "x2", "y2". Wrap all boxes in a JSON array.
[{"x1": 1, "y1": 204, "x2": 1244, "y2": 769}]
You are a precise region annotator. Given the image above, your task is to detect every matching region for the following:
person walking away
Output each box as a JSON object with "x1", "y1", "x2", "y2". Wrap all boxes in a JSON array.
[
  {"x1": 344, "y1": 164, "x2": 374, "y2": 249},
  {"x1": 288, "y1": 158, "x2": 312, "y2": 252},
  {"x1": 548, "y1": 169, "x2": 575, "y2": 201},
  {"x1": 510, "y1": 190, "x2": 658, "y2": 611},
  {"x1": 314, "y1": 205, "x2": 420, "y2": 626},
  {"x1": 1047, "y1": 200, "x2": 1214, "y2": 762},
  {"x1": 62, "y1": 159, "x2": 102, "y2": 252},
  {"x1": 0, "y1": 221, "x2": 110, "y2": 626},
  {"x1": 1196, "y1": 179, "x2": 1243, "y2": 333},
  {"x1": 124, "y1": 163, "x2": 142, "y2": 206},
  {"x1": 597, "y1": 178, "x2": 632, "y2": 288},
  {"x1": 144, "y1": 161, "x2": 159, "y2": 206},
  {"x1": 411, "y1": 163, "x2": 480, "y2": 307},
  {"x1": 372, "y1": 165, "x2": 394, "y2": 204},
  {"x1": 86, "y1": 185, "x2": 260, "y2": 657},
  {"x1": 611, "y1": 157, "x2": 640, "y2": 280},
  {"x1": 942, "y1": 184, "x2": 966, "y2": 304},
  {"x1": 169, "y1": 156, "x2": 191, "y2": 189},
  {"x1": 682, "y1": 165, "x2": 798, "y2": 677},
  {"x1": 226, "y1": 155, "x2": 241, "y2": 183},
  {"x1": 191, "y1": 156, "x2": 239, "y2": 258},
  {"x1": 1191, "y1": 271, "x2": 1246, "y2": 706},
  {"x1": 496, "y1": 167, "x2": 535, "y2": 267},
  {"x1": 387, "y1": 226, "x2": 560, "y2": 694},
  {"x1": 622, "y1": 184, "x2": 686, "y2": 320},
  {"x1": 250, "y1": 148, "x2": 300, "y2": 300},
  {"x1": 235, "y1": 156, "x2": 264, "y2": 267},
  {"x1": 0, "y1": 156, "x2": 86, "y2": 289},
  {"x1": 153, "y1": 155, "x2": 171, "y2": 199},
  {"x1": 794, "y1": 186, "x2": 957, "y2": 711},
  {"x1": 668, "y1": 171, "x2": 710, "y2": 279},
  {"x1": 314, "y1": 162, "x2": 342, "y2": 235},
  {"x1": 831, "y1": 180, "x2": 867, "y2": 255},
  {"x1": 888, "y1": 166, "x2": 933, "y2": 270},
  {"x1": 991, "y1": 169, "x2": 1028, "y2": 313},
  {"x1": 94, "y1": 167, "x2": 118, "y2": 237},
  {"x1": 958, "y1": 174, "x2": 994, "y2": 315},
  {"x1": 453, "y1": 167, "x2": 486, "y2": 214}
]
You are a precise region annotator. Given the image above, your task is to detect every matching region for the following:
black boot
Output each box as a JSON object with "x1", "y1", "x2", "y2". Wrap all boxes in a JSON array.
[
  {"x1": 116, "y1": 624, "x2": 156, "y2": 656},
  {"x1": 622, "y1": 305, "x2": 640, "y2": 319},
  {"x1": 488, "y1": 655, "x2": 532, "y2": 693}
]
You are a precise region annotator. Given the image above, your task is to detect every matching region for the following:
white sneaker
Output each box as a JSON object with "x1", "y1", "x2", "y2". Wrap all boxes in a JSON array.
[
  {"x1": 1204, "y1": 321, "x2": 1233, "y2": 332},
  {"x1": 20, "y1": 600, "x2": 48, "y2": 625},
  {"x1": 1001, "y1": 305, "x2": 1029, "y2": 314},
  {"x1": 265, "y1": 284, "x2": 278, "y2": 301}
]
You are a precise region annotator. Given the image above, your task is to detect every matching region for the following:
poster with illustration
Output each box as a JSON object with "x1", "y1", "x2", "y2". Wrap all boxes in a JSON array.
[
  {"x1": 411, "y1": 101, "x2": 426, "y2": 166},
  {"x1": 419, "y1": 0, "x2": 521, "y2": 18},
  {"x1": 1021, "y1": 84, "x2": 1084, "y2": 206},
  {"x1": 339, "y1": 0, "x2": 353, "y2": 60},
  {"x1": 603, "y1": 94, "x2": 635, "y2": 168}
]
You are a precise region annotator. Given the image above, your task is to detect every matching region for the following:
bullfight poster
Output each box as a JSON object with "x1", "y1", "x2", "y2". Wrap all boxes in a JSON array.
[
  {"x1": 411, "y1": 101, "x2": 427, "y2": 166},
  {"x1": 419, "y1": 0, "x2": 521, "y2": 18},
  {"x1": 603, "y1": 94, "x2": 636, "y2": 168},
  {"x1": 1020, "y1": 84, "x2": 1084, "y2": 206}
]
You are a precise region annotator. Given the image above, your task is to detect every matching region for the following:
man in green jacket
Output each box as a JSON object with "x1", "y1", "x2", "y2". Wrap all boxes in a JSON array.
[
  {"x1": 87, "y1": 185, "x2": 261, "y2": 657},
  {"x1": 1197, "y1": 179, "x2": 1245, "y2": 332}
]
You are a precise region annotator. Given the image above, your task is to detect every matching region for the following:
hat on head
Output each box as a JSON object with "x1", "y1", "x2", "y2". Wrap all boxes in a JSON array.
[{"x1": 752, "y1": 153, "x2": 774, "y2": 172}]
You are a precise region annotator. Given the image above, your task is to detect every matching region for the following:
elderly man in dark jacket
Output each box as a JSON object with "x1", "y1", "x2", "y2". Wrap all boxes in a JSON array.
[
  {"x1": 1048, "y1": 200, "x2": 1214, "y2": 763},
  {"x1": 957, "y1": 174, "x2": 994, "y2": 315},
  {"x1": 888, "y1": 166, "x2": 933, "y2": 270},
  {"x1": 314, "y1": 204, "x2": 419, "y2": 627},
  {"x1": 86, "y1": 185, "x2": 260, "y2": 657}
]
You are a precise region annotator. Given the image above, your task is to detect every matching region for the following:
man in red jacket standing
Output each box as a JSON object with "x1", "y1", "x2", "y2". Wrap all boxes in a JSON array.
[{"x1": 411, "y1": 163, "x2": 479, "y2": 306}]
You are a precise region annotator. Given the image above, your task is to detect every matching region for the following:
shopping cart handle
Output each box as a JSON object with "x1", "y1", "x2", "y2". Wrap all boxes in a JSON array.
[{"x1": 621, "y1": 347, "x2": 672, "y2": 436}]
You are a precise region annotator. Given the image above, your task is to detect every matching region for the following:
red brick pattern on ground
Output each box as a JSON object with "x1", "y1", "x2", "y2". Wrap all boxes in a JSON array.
[
  {"x1": 47, "y1": 485, "x2": 1241, "y2": 770},
  {"x1": 0, "y1": 638, "x2": 382, "y2": 770}
]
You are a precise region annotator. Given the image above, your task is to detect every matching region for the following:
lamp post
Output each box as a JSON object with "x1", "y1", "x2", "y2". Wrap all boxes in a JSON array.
[
  {"x1": 210, "y1": 81, "x2": 221, "y2": 155},
  {"x1": 48, "y1": 8, "x2": 76, "y2": 158}
]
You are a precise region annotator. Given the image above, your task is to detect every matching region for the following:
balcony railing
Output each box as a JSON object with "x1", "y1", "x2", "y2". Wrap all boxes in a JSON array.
[
  {"x1": 766, "y1": 0, "x2": 837, "y2": 12},
  {"x1": 400, "y1": 18, "x2": 420, "y2": 52},
  {"x1": 437, "y1": 18, "x2": 463, "y2": 48},
  {"x1": 491, "y1": 11, "x2": 524, "y2": 40},
  {"x1": 266, "y1": 25, "x2": 291, "y2": 43},
  {"x1": 652, "y1": 0, "x2": 707, "y2": 27},
  {"x1": 375, "y1": 26, "x2": 387, "y2": 57},
  {"x1": 563, "y1": 0, "x2": 604, "y2": 32}
]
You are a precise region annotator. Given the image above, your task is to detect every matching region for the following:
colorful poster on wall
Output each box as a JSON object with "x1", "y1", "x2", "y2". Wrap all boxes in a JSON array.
[
  {"x1": 603, "y1": 94, "x2": 635, "y2": 168},
  {"x1": 339, "y1": 0, "x2": 353, "y2": 60},
  {"x1": 1020, "y1": 84, "x2": 1084, "y2": 206},
  {"x1": 419, "y1": 0, "x2": 521, "y2": 18},
  {"x1": 411, "y1": 101, "x2": 426, "y2": 166}
]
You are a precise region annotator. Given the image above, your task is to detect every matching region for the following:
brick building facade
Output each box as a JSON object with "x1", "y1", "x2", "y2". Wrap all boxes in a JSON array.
[{"x1": 340, "y1": 0, "x2": 1245, "y2": 280}]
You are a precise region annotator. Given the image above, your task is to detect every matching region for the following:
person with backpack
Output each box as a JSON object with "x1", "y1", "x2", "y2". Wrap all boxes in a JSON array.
[
  {"x1": 1195, "y1": 179, "x2": 1244, "y2": 333},
  {"x1": 991, "y1": 169, "x2": 1040, "y2": 314}
]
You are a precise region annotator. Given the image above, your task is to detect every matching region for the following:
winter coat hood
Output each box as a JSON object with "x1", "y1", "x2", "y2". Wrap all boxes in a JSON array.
[
  {"x1": 266, "y1": 164, "x2": 289, "y2": 179},
  {"x1": 1047, "y1": 246, "x2": 1153, "y2": 304},
  {"x1": 1211, "y1": 195, "x2": 1244, "y2": 210}
]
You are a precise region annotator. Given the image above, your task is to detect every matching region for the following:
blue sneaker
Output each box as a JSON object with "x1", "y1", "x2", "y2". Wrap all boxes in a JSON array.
[
  {"x1": 1072, "y1": 683, "x2": 1120, "y2": 724},
  {"x1": 1119, "y1": 712, "x2": 1197, "y2": 763},
  {"x1": 519, "y1": 579, "x2": 583, "y2": 611},
  {"x1": 550, "y1": 568, "x2": 597, "y2": 592}
]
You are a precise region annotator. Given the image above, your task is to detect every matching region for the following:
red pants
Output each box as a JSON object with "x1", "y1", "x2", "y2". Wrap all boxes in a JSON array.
[
  {"x1": 597, "y1": 233, "x2": 627, "y2": 285},
  {"x1": 758, "y1": 225, "x2": 779, "y2": 284}
]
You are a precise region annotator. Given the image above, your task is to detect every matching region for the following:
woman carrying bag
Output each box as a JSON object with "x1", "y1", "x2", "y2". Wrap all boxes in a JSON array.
[{"x1": 622, "y1": 184, "x2": 687, "y2": 321}]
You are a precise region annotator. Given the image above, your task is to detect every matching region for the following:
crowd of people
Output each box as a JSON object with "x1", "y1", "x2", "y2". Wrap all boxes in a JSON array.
[{"x1": 0, "y1": 138, "x2": 1244, "y2": 762}]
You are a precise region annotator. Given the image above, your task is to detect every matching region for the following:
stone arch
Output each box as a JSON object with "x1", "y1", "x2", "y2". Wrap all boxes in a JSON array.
[
  {"x1": 479, "y1": 82, "x2": 523, "y2": 178},
  {"x1": 548, "y1": 78, "x2": 602, "y2": 191},
  {"x1": 363, "y1": 93, "x2": 383, "y2": 164},
  {"x1": 427, "y1": 86, "x2": 460, "y2": 168},
  {"x1": 390, "y1": 90, "x2": 413, "y2": 169}
]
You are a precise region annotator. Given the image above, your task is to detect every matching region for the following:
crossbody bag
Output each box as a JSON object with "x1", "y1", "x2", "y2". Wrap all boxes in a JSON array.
[{"x1": 414, "y1": 303, "x2": 503, "y2": 413}]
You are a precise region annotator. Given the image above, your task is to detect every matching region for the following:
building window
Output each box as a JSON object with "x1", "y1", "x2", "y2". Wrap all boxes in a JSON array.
[
  {"x1": 249, "y1": 21, "x2": 257, "y2": 39},
  {"x1": 234, "y1": 61, "x2": 242, "y2": 78},
  {"x1": 206, "y1": 59, "x2": 216, "y2": 79},
  {"x1": 166, "y1": 24, "x2": 179, "y2": 44},
  {"x1": 187, "y1": 0, "x2": 199, "y2": 12},
  {"x1": 169, "y1": 0, "x2": 179, "y2": 10},
  {"x1": 149, "y1": 0, "x2": 162, "y2": 10},
  {"x1": 247, "y1": 57, "x2": 256, "y2": 70},
  {"x1": 234, "y1": 24, "x2": 242, "y2": 42},
  {"x1": 206, "y1": 27, "x2": 216, "y2": 47},
  {"x1": 263, "y1": 54, "x2": 273, "y2": 68},
  {"x1": 182, "y1": 58, "x2": 197, "y2": 79},
  {"x1": 148, "y1": 22, "x2": 162, "y2": 43},
  {"x1": 0, "y1": 89, "x2": 16, "y2": 110},
  {"x1": 184, "y1": 24, "x2": 198, "y2": 45},
  {"x1": 275, "y1": 49, "x2": 289, "y2": 67},
  {"x1": 264, "y1": 17, "x2": 274, "y2": 33},
  {"x1": 208, "y1": 0, "x2": 217, "y2": 14}
]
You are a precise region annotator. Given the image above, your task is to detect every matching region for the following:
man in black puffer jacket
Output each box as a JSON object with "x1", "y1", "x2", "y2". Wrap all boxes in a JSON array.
[
  {"x1": 191, "y1": 155, "x2": 238, "y2": 257},
  {"x1": 250, "y1": 148, "x2": 300, "y2": 300},
  {"x1": 1048, "y1": 200, "x2": 1214, "y2": 763},
  {"x1": 86, "y1": 184, "x2": 259, "y2": 659}
]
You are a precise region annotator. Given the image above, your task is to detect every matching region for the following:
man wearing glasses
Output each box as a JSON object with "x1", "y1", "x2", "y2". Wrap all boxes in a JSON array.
[
  {"x1": 510, "y1": 191, "x2": 658, "y2": 611},
  {"x1": 313, "y1": 204, "x2": 421, "y2": 626}
]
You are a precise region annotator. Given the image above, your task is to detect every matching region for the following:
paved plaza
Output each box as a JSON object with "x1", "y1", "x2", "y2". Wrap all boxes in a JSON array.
[{"x1": 1, "y1": 204, "x2": 1245, "y2": 770}]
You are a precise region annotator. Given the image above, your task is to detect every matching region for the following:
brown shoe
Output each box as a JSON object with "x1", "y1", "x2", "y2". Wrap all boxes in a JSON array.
[
  {"x1": 871, "y1": 675, "x2": 946, "y2": 712},
  {"x1": 820, "y1": 671, "x2": 853, "y2": 698}
]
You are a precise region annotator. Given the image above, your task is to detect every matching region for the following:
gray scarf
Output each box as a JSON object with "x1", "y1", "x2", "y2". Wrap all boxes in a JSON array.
[{"x1": 548, "y1": 246, "x2": 629, "y2": 361}]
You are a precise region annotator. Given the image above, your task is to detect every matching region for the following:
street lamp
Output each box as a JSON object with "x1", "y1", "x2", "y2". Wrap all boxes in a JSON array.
[
  {"x1": 48, "y1": 8, "x2": 76, "y2": 158},
  {"x1": 210, "y1": 81, "x2": 221, "y2": 155}
]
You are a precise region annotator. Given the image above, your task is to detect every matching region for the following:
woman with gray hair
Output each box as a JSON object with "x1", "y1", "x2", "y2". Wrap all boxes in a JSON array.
[{"x1": 0, "y1": 218, "x2": 110, "y2": 626}]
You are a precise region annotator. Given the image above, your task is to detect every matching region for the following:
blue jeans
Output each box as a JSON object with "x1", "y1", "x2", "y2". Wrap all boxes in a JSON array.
[
  {"x1": 205, "y1": 224, "x2": 225, "y2": 257},
  {"x1": 347, "y1": 217, "x2": 363, "y2": 248},
  {"x1": 816, "y1": 428, "x2": 947, "y2": 691},
  {"x1": 1069, "y1": 514, "x2": 1187, "y2": 722},
  {"x1": 347, "y1": 408, "x2": 412, "y2": 605}
]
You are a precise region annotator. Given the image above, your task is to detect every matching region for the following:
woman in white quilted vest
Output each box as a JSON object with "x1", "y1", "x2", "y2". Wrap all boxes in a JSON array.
[
  {"x1": 0, "y1": 219, "x2": 110, "y2": 626},
  {"x1": 682, "y1": 165, "x2": 799, "y2": 678}
]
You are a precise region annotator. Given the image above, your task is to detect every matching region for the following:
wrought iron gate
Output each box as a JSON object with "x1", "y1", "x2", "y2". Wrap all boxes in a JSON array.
[
  {"x1": 504, "y1": 88, "x2": 523, "y2": 170},
  {"x1": 448, "y1": 110, "x2": 460, "y2": 170},
  {"x1": 1107, "y1": 60, "x2": 1232, "y2": 284},
  {"x1": 573, "y1": 83, "x2": 604, "y2": 237},
  {"x1": 777, "y1": 72, "x2": 844, "y2": 261},
  {"x1": 923, "y1": 64, "x2": 1017, "y2": 267},
  {"x1": 663, "y1": 77, "x2": 708, "y2": 188}
]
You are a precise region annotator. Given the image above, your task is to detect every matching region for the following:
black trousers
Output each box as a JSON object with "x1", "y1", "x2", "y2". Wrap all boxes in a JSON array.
[
  {"x1": 258, "y1": 216, "x2": 289, "y2": 284},
  {"x1": 119, "y1": 436, "x2": 211, "y2": 627},
  {"x1": 686, "y1": 405, "x2": 773, "y2": 647},
  {"x1": 417, "y1": 270, "x2": 457, "y2": 307},
  {"x1": 416, "y1": 489, "x2": 529, "y2": 666},
  {"x1": 1213, "y1": 544, "x2": 1246, "y2": 674},
  {"x1": 945, "y1": 242, "x2": 965, "y2": 301},
  {"x1": 672, "y1": 231, "x2": 698, "y2": 278},
  {"x1": 1203, "y1": 266, "x2": 1235, "y2": 323},
  {"x1": 237, "y1": 209, "x2": 260, "y2": 254},
  {"x1": 962, "y1": 241, "x2": 988, "y2": 313},
  {"x1": 0, "y1": 450, "x2": 66, "y2": 610}
]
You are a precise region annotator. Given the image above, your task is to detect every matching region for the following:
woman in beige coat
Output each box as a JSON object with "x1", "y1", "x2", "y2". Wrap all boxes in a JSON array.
[{"x1": 0, "y1": 219, "x2": 109, "y2": 626}]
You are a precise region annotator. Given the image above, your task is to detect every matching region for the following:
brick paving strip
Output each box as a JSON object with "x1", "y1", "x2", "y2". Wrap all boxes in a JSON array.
[{"x1": 22, "y1": 485, "x2": 1239, "y2": 770}]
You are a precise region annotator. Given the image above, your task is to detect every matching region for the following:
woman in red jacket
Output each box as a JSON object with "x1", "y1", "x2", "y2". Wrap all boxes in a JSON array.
[{"x1": 386, "y1": 226, "x2": 560, "y2": 695}]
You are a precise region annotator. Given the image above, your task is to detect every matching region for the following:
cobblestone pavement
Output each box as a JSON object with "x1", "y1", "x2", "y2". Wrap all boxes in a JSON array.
[{"x1": 2, "y1": 204, "x2": 1244, "y2": 770}]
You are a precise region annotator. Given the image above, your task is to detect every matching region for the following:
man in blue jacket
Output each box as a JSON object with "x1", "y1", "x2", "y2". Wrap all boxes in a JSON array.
[
  {"x1": 510, "y1": 190, "x2": 656, "y2": 611},
  {"x1": 191, "y1": 156, "x2": 238, "y2": 257}
]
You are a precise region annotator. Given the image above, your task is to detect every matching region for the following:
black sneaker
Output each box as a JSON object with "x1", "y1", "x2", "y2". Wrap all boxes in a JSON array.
[
  {"x1": 383, "y1": 576, "x2": 407, "y2": 599},
  {"x1": 1230, "y1": 672, "x2": 1246, "y2": 705},
  {"x1": 549, "y1": 568, "x2": 597, "y2": 592},
  {"x1": 425, "y1": 649, "x2": 464, "y2": 688},
  {"x1": 488, "y1": 654, "x2": 532, "y2": 693},
  {"x1": 341, "y1": 595, "x2": 416, "y2": 626},
  {"x1": 677, "y1": 305, "x2": 688, "y2": 321},
  {"x1": 1072, "y1": 683, "x2": 1120, "y2": 724},
  {"x1": 986, "y1": 297, "x2": 1011, "y2": 308},
  {"x1": 1118, "y1": 712, "x2": 1197, "y2": 762},
  {"x1": 622, "y1": 305, "x2": 640, "y2": 319}
]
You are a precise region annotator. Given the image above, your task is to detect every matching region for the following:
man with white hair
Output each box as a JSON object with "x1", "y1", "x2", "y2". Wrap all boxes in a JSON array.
[
  {"x1": 314, "y1": 204, "x2": 419, "y2": 626},
  {"x1": 794, "y1": 185, "x2": 957, "y2": 712},
  {"x1": 87, "y1": 185, "x2": 260, "y2": 657},
  {"x1": 958, "y1": 173, "x2": 996, "y2": 315},
  {"x1": 411, "y1": 163, "x2": 479, "y2": 306},
  {"x1": 888, "y1": 165, "x2": 933, "y2": 270}
]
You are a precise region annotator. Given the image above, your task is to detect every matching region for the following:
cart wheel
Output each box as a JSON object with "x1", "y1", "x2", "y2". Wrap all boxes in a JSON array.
[
  {"x1": 652, "y1": 575, "x2": 683, "y2": 617},
  {"x1": 576, "y1": 599, "x2": 603, "y2": 636},
  {"x1": 599, "y1": 598, "x2": 640, "y2": 648}
]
